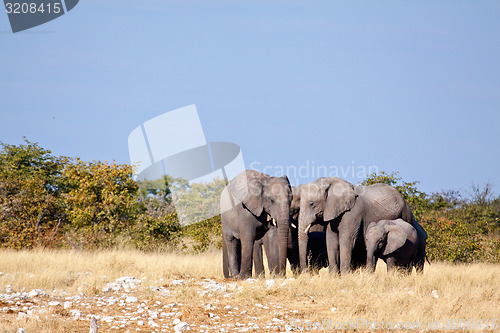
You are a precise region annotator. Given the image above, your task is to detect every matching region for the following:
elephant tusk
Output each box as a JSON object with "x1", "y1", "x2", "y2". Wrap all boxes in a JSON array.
[
  {"x1": 291, "y1": 223, "x2": 297, "y2": 228},
  {"x1": 267, "y1": 215, "x2": 271, "y2": 222},
  {"x1": 271, "y1": 218, "x2": 276, "y2": 227},
  {"x1": 304, "y1": 224, "x2": 311, "y2": 234}
]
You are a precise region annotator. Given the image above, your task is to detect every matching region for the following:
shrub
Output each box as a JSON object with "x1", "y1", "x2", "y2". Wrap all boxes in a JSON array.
[
  {"x1": 0, "y1": 139, "x2": 67, "y2": 249},
  {"x1": 128, "y1": 194, "x2": 182, "y2": 251},
  {"x1": 182, "y1": 215, "x2": 222, "y2": 252}
]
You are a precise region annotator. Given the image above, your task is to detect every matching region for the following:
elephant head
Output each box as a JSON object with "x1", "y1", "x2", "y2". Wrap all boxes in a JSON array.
[
  {"x1": 365, "y1": 219, "x2": 416, "y2": 272},
  {"x1": 227, "y1": 170, "x2": 292, "y2": 275},
  {"x1": 297, "y1": 177, "x2": 357, "y2": 271}
]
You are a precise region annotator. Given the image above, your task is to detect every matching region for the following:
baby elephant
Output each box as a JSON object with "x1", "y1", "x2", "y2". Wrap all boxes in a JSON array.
[{"x1": 365, "y1": 219, "x2": 425, "y2": 273}]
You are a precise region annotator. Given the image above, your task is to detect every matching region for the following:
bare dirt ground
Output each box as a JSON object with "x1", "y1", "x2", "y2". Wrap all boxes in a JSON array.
[{"x1": 0, "y1": 250, "x2": 499, "y2": 332}]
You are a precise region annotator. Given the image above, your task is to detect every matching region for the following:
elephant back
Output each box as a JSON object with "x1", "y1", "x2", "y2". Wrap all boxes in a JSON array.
[{"x1": 361, "y1": 184, "x2": 410, "y2": 223}]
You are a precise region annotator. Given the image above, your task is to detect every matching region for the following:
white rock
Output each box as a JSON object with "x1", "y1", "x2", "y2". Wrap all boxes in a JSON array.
[
  {"x1": 63, "y1": 301, "x2": 72, "y2": 309},
  {"x1": 148, "y1": 320, "x2": 160, "y2": 327},
  {"x1": 285, "y1": 324, "x2": 293, "y2": 332},
  {"x1": 125, "y1": 296, "x2": 138, "y2": 303},
  {"x1": 174, "y1": 322, "x2": 190, "y2": 332},
  {"x1": 17, "y1": 329, "x2": 27, "y2": 333},
  {"x1": 28, "y1": 289, "x2": 47, "y2": 298},
  {"x1": 173, "y1": 318, "x2": 181, "y2": 325},
  {"x1": 17, "y1": 312, "x2": 28, "y2": 319},
  {"x1": 69, "y1": 309, "x2": 81, "y2": 318},
  {"x1": 138, "y1": 320, "x2": 145, "y2": 326},
  {"x1": 48, "y1": 301, "x2": 60, "y2": 306},
  {"x1": 224, "y1": 305, "x2": 233, "y2": 310},
  {"x1": 265, "y1": 279, "x2": 275, "y2": 287},
  {"x1": 171, "y1": 279, "x2": 185, "y2": 285},
  {"x1": 431, "y1": 290, "x2": 439, "y2": 299},
  {"x1": 330, "y1": 307, "x2": 338, "y2": 312}
]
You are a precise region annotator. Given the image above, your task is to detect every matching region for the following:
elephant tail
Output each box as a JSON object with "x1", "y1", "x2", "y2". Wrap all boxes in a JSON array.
[{"x1": 425, "y1": 254, "x2": 431, "y2": 265}]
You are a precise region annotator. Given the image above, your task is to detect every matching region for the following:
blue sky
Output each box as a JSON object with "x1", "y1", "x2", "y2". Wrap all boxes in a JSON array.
[{"x1": 1, "y1": 1, "x2": 499, "y2": 195}]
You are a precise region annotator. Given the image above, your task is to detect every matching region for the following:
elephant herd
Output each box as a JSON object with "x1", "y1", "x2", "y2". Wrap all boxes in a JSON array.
[{"x1": 220, "y1": 170, "x2": 427, "y2": 279}]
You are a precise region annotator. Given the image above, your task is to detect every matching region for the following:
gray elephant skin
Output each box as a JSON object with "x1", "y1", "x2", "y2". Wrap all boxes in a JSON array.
[
  {"x1": 253, "y1": 220, "x2": 328, "y2": 276},
  {"x1": 290, "y1": 185, "x2": 328, "y2": 273},
  {"x1": 220, "y1": 170, "x2": 292, "y2": 279},
  {"x1": 298, "y1": 177, "x2": 415, "y2": 274},
  {"x1": 366, "y1": 219, "x2": 427, "y2": 273},
  {"x1": 253, "y1": 186, "x2": 327, "y2": 275}
]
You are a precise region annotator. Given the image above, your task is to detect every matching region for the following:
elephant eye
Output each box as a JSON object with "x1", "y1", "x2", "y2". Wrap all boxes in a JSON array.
[
  {"x1": 309, "y1": 201, "x2": 314, "y2": 207},
  {"x1": 270, "y1": 198, "x2": 275, "y2": 204}
]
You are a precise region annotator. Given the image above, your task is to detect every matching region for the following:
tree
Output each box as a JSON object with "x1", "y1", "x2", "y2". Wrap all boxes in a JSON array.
[
  {"x1": 62, "y1": 159, "x2": 139, "y2": 248},
  {"x1": 0, "y1": 139, "x2": 67, "y2": 248}
]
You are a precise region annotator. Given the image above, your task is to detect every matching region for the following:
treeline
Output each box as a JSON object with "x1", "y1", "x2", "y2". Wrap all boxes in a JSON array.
[
  {"x1": 0, "y1": 139, "x2": 216, "y2": 251},
  {"x1": 0, "y1": 140, "x2": 499, "y2": 262}
]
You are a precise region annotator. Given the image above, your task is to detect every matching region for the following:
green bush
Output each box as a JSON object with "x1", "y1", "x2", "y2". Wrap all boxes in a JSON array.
[
  {"x1": 128, "y1": 194, "x2": 182, "y2": 251},
  {"x1": 0, "y1": 139, "x2": 67, "y2": 249},
  {"x1": 182, "y1": 215, "x2": 222, "y2": 252}
]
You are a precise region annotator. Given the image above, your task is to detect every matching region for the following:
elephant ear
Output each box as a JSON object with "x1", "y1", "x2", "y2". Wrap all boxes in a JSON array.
[
  {"x1": 383, "y1": 224, "x2": 407, "y2": 256},
  {"x1": 323, "y1": 178, "x2": 357, "y2": 221},
  {"x1": 229, "y1": 170, "x2": 267, "y2": 216}
]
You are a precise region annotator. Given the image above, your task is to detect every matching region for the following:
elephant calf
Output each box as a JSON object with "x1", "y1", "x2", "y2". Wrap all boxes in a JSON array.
[{"x1": 365, "y1": 219, "x2": 427, "y2": 273}]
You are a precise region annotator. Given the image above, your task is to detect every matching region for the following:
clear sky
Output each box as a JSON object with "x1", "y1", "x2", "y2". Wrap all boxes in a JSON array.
[{"x1": 1, "y1": 1, "x2": 499, "y2": 195}]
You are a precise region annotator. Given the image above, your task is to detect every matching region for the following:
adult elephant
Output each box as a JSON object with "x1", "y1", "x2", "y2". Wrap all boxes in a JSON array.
[
  {"x1": 220, "y1": 170, "x2": 292, "y2": 279},
  {"x1": 298, "y1": 177, "x2": 414, "y2": 274},
  {"x1": 290, "y1": 185, "x2": 328, "y2": 273},
  {"x1": 252, "y1": 185, "x2": 303, "y2": 276}
]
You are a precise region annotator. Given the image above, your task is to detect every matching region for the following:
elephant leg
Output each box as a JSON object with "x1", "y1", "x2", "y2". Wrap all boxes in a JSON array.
[
  {"x1": 326, "y1": 226, "x2": 340, "y2": 274},
  {"x1": 224, "y1": 234, "x2": 241, "y2": 278},
  {"x1": 415, "y1": 244, "x2": 426, "y2": 274},
  {"x1": 223, "y1": 239, "x2": 230, "y2": 278},
  {"x1": 238, "y1": 235, "x2": 255, "y2": 279},
  {"x1": 253, "y1": 240, "x2": 265, "y2": 277},
  {"x1": 338, "y1": 214, "x2": 362, "y2": 274},
  {"x1": 386, "y1": 257, "x2": 396, "y2": 272}
]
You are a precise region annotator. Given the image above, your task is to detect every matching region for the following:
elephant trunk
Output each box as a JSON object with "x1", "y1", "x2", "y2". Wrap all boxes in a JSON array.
[
  {"x1": 298, "y1": 211, "x2": 311, "y2": 272},
  {"x1": 366, "y1": 243, "x2": 377, "y2": 273},
  {"x1": 277, "y1": 217, "x2": 289, "y2": 276}
]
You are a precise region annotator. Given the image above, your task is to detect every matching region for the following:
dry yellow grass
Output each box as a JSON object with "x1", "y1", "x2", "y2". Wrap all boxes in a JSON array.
[{"x1": 0, "y1": 249, "x2": 498, "y2": 332}]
